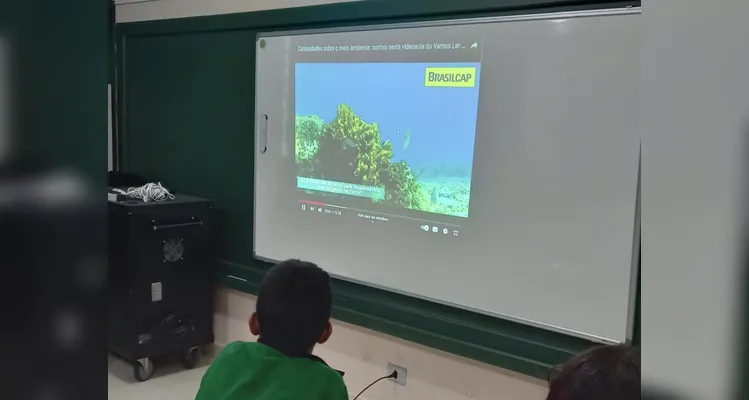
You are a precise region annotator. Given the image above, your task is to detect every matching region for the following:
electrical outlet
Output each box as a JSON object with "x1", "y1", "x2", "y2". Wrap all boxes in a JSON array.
[
  {"x1": 387, "y1": 363, "x2": 407, "y2": 386},
  {"x1": 151, "y1": 282, "x2": 162, "y2": 302}
]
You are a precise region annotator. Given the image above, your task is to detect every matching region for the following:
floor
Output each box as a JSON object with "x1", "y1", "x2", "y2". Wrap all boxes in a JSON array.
[{"x1": 108, "y1": 352, "x2": 213, "y2": 400}]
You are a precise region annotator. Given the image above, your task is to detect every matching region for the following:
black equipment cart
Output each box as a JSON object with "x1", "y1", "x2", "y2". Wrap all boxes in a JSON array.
[{"x1": 108, "y1": 192, "x2": 214, "y2": 381}]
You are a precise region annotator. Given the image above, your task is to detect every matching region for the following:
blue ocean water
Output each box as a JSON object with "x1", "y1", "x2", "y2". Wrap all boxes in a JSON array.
[{"x1": 295, "y1": 62, "x2": 481, "y2": 177}]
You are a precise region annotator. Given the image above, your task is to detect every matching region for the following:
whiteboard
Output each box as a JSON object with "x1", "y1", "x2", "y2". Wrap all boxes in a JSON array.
[{"x1": 254, "y1": 8, "x2": 640, "y2": 343}]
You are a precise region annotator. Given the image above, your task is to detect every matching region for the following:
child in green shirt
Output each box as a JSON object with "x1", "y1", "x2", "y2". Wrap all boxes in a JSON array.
[{"x1": 195, "y1": 259, "x2": 348, "y2": 400}]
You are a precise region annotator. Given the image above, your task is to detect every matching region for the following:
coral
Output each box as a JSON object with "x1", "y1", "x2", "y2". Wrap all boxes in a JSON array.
[
  {"x1": 296, "y1": 103, "x2": 429, "y2": 211},
  {"x1": 418, "y1": 179, "x2": 471, "y2": 218},
  {"x1": 382, "y1": 160, "x2": 428, "y2": 209},
  {"x1": 295, "y1": 114, "x2": 324, "y2": 163},
  {"x1": 323, "y1": 104, "x2": 392, "y2": 186}
]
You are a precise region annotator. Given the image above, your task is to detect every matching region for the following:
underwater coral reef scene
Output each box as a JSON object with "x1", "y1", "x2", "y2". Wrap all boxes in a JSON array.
[{"x1": 294, "y1": 62, "x2": 481, "y2": 218}]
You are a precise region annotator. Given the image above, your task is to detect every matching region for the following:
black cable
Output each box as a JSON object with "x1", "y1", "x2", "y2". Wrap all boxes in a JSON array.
[{"x1": 353, "y1": 370, "x2": 398, "y2": 400}]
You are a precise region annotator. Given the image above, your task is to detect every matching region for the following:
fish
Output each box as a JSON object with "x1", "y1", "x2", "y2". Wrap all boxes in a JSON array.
[
  {"x1": 414, "y1": 164, "x2": 428, "y2": 180},
  {"x1": 343, "y1": 138, "x2": 356, "y2": 149},
  {"x1": 402, "y1": 131, "x2": 411, "y2": 150},
  {"x1": 437, "y1": 197, "x2": 457, "y2": 207},
  {"x1": 430, "y1": 186, "x2": 457, "y2": 207}
]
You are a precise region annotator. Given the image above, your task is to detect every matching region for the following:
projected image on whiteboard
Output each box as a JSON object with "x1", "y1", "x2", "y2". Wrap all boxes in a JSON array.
[{"x1": 295, "y1": 62, "x2": 481, "y2": 218}]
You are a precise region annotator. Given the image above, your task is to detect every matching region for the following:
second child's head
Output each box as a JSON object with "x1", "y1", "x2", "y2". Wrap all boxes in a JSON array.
[
  {"x1": 547, "y1": 344, "x2": 640, "y2": 400},
  {"x1": 250, "y1": 259, "x2": 333, "y2": 357}
]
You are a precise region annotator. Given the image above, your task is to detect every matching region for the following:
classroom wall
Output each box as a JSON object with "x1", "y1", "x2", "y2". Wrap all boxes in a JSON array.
[
  {"x1": 117, "y1": 1, "x2": 549, "y2": 398},
  {"x1": 642, "y1": 0, "x2": 749, "y2": 397},
  {"x1": 214, "y1": 287, "x2": 548, "y2": 400},
  {"x1": 115, "y1": 0, "x2": 359, "y2": 23}
]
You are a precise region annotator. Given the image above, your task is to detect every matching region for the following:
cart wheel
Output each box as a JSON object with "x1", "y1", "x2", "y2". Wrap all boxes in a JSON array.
[
  {"x1": 134, "y1": 358, "x2": 154, "y2": 382},
  {"x1": 182, "y1": 347, "x2": 200, "y2": 369}
]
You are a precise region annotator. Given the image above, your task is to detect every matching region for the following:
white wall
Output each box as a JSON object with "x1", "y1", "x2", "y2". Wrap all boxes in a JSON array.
[
  {"x1": 214, "y1": 287, "x2": 547, "y2": 400},
  {"x1": 642, "y1": 0, "x2": 749, "y2": 398},
  {"x1": 115, "y1": 0, "x2": 359, "y2": 23}
]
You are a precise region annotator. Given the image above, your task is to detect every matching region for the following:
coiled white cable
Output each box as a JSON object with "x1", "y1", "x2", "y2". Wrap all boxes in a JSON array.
[{"x1": 112, "y1": 182, "x2": 175, "y2": 203}]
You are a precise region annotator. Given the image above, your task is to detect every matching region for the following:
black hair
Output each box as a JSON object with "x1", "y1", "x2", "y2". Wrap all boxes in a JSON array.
[
  {"x1": 256, "y1": 259, "x2": 333, "y2": 357},
  {"x1": 547, "y1": 344, "x2": 641, "y2": 400}
]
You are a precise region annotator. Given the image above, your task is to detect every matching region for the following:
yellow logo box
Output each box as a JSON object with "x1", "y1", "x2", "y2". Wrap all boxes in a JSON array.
[{"x1": 424, "y1": 67, "x2": 477, "y2": 87}]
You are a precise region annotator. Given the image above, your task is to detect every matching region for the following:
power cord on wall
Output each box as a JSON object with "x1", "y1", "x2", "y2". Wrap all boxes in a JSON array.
[{"x1": 353, "y1": 370, "x2": 398, "y2": 400}]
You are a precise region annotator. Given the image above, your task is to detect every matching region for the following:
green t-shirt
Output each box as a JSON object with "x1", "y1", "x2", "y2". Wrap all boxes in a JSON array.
[{"x1": 195, "y1": 341, "x2": 348, "y2": 400}]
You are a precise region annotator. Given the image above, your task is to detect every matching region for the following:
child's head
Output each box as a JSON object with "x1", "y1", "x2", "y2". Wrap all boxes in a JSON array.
[
  {"x1": 250, "y1": 259, "x2": 333, "y2": 357},
  {"x1": 547, "y1": 344, "x2": 640, "y2": 400}
]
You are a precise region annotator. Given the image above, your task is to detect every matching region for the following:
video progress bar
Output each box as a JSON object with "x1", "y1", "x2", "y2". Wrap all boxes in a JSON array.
[{"x1": 298, "y1": 200, "x2": 463, "y2": 228}]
